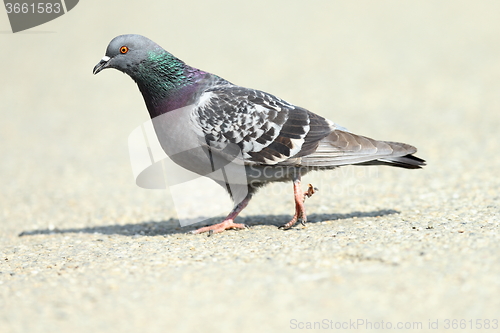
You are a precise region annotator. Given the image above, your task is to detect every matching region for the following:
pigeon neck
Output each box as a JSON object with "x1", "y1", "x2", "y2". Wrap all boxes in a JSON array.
[{"x1": 133, "y1": 51, "x2": 206, "y2": 117}]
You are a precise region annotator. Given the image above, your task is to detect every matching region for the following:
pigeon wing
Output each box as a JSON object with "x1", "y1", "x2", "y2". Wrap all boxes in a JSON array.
[{"x1": 190, "y1": 86, "x2": 332, "y2": 166}]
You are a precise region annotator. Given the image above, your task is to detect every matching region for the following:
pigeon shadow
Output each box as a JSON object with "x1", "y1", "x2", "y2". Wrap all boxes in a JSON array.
[{"x1": 18, "y1": 209, "x2": 399, "y2": 237}]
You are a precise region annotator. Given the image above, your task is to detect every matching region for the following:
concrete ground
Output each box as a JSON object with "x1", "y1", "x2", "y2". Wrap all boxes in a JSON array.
[{"x1": 1, "y1": 1, "x2": 499, "y2": 332}]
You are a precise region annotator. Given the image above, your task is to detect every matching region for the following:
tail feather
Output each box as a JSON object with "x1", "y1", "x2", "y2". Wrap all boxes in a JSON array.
[
  {"x1": 358, "y1": 153, "x2": 426, "y2": 169},
  {"x1": 300, "y1": 130, "x2": 426, "y2": 168}
]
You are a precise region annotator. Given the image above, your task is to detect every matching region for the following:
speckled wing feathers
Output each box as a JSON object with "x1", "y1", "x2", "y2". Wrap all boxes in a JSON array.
[{"x1": 192, "y1": 86, "x2": 332, "y2": 165}]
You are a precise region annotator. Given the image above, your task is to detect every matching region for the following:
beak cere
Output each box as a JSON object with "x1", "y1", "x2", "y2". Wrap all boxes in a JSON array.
[{"x1": 93, "y1": 56, "x2": 111, "y2": 75}]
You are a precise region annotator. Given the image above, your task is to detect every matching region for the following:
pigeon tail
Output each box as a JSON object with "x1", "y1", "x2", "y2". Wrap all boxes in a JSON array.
[
  {"x1": 360, "y1": 140, "x2": 426, "y2": 169},
  {"x1": 300, "y1": 130, "x2": 426, "y2": 169},
  {"x1": 359, "y1": 152, "x2": 426, "y2": 169}
]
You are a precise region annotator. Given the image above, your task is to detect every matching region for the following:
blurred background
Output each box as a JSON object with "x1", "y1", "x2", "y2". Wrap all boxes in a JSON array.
[{"x1": 1, "y1": 1, "x2": 499, "y2": 332}]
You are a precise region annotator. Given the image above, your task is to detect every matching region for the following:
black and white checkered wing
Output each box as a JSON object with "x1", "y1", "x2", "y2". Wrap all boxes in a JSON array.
[{"x1": 190, "y1": 86, "x2": 332, "y2": 165}]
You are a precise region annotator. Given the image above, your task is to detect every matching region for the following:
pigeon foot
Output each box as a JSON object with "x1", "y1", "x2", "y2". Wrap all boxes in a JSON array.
[
  {"x1": 191, "y1": 219, "x2": 248, "y2": 235},
  {"x1": 279, "y1": 180, "x2": 317, "y2": 230},
  {"x1": 190, "y1": 193, "x2": 253, "y2": 235}
]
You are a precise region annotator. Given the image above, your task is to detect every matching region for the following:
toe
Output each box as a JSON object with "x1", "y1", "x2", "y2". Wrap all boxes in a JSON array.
[{"x1": 192, "y1": 220, "x2": 247, "y2": 234}]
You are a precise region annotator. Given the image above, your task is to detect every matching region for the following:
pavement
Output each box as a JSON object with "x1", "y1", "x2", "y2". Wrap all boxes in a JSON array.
[{"x1": 1, "y1": 1, "x2": 499, "y2": 332}]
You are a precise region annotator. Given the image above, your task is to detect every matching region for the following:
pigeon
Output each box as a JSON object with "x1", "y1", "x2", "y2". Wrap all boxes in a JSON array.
[{"x1": 93, "y1": 34, "x2": 425, "y2": 235}]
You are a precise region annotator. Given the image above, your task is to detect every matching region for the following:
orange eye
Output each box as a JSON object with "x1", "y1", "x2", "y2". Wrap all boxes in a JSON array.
[{"x1": 120, "y1": 46, "x2": 129, "y2": 54}]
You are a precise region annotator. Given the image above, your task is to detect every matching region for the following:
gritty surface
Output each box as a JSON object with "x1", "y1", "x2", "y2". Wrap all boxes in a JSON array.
[{"x1": 1, "y1": 1, "x2": 500, "y2": 332}]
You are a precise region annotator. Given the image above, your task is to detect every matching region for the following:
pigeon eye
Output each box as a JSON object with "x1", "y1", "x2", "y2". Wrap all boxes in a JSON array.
[{"x1": 120, "y1": 46, "x2": 129, "y2": 54}]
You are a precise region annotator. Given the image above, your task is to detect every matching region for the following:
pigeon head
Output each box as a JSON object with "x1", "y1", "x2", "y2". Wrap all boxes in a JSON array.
[
  {"x1": 93, "y1": 35, "x2": 210, "y2": 114},
  {"x1": 92, "y1": 34, "x2": 165, "y2": 76}
]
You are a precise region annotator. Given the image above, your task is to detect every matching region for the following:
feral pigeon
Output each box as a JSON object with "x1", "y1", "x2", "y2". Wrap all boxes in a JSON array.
[{"x1": 93, "y1": 34, "x2": 425, "y2": 234}]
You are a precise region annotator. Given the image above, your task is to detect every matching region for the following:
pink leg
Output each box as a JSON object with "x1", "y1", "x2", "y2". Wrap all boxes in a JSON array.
[
  {"x1": 279, "y1": 178, "x2": 317, "y2": 230},
  {"x1": 191, "y1": 195, "x2": 252, "y2": 235}
]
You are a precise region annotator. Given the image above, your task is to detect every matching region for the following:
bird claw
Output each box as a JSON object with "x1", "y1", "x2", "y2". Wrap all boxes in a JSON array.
[
  {"x1": 209, "y1": 224, "x2": 249, "y2": 236},
  {"x1": 280, "y1": 217, "x2": 307, "y2": 230},
  {"x1": 304, "y1": 184, "x2": 318, "y2": 201},
  {"x1": 191, "y1": 219, "x2": 247, "y2": 235},
  {"x1": 279, "y1": 181, "x2": 315, "y2": 230},
  {"x1": 207, "y1": 224, "x2": 249, "y2": 236},
  {"x1": 279, "y1": 216, "x2": 300, "y2": 230}
]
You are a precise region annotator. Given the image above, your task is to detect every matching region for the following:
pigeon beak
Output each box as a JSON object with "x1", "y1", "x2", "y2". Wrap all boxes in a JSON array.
[{"x1": 93, "y1": 56, "x2": 111, "y2": 75}]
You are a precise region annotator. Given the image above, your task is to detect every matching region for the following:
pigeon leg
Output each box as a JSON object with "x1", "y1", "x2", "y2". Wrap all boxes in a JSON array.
[
  {"x1": 191, "y1": 195, "x2": 252, "y2": 235},
  {"x1": 279, "y1": 178, "x2": 317, "y2": 230}
]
